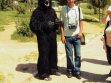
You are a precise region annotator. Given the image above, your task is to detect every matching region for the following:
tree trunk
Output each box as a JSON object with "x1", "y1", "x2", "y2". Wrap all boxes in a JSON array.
[
  {"x1": 12, "y1": 0, "x2": 14, "y2": 10},
  {"x1": 33, "y1": 0, "x2": 35, "y2": 9},
  {"x1": 102, "y1": 7, "x2": 104, "y2": 19},
  {"x1": 99, "y1": 7, "x2": 100, "y2": 22},
  {"x1": 94, "y1": 6, "x2": 97, "y2": 14}
]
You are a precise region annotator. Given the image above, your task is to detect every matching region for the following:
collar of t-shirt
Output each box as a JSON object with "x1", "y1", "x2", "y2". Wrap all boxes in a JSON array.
[{"x1": 67, "y1": 4, "x2": 76, "y2": 10}]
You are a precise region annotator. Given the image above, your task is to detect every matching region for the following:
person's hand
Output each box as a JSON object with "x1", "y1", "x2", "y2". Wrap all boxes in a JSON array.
[
  {"x1": 77, "y1": 33, "x2": 82, "y2": 38},
  {"x1": 48, "y1": 21, "x2": 54, "y2": 28},
  {"x1": 61, "y1": 36, "x2": 66, "y2": 44},
  {"x1": 55, "y1": 18, "x2": 61, "y2": 25},
  {"x1": 100, "y1": 36, "x2": 104, "y2": 41},
  {"x1": 106, "y1": 13, "x2": 109, "y2": 16}
]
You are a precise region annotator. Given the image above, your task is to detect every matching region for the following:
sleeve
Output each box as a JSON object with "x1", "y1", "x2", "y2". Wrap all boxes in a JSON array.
[
  {"x1": 104, "y1": 22, "x2": 109, "y2": 46},
  {"x1": 29, "y1": 11, "x2": 38, "y2": 33},
  {"x1": 80, "y1": 7, "x2": 83, "y2": 20},
  {"x1": 60, "y1": 8, "x2": 64, "y2": 22},
  {"x1": 29, "y1": 10, "x2": 50, "y2": 34},
  {"x1": 106, "y1": 15, "x2": 110, "y2": 22},
  {"x1": 103, "y1": 21, "x2": 109, "y2": 46},
  {"x1": 104, "y1": 21, "x2": 109, "y2": 36},
  {"x1": 52, "y1": 9, "x2": 59, "y2": 30}
]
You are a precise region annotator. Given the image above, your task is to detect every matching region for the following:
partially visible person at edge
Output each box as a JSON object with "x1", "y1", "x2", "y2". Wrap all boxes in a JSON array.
[
  {"x1": 101, "y1": 6, "x2": 111, "y2": 76},
  {"x1": 60, "y1": 0, "x2": 83, "y2": 79}
]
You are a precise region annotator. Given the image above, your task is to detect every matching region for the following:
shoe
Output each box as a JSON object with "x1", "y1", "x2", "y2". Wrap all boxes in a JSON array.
[
  {"x1": 67, "y1": 72, "x2": 72, "y2": 78},
  {"x1": 44, "y1": 77, "x2": 52, "y2": 81},
  {"x1": 54, "y1": 72, "x2": 61, "y2": 76},
  {"x1": 51, "y1": 72, "x2": 61, "y2": 76},
  {"x1": 75, "y1": 74, "x2": 82, "y2": 79},
  {"x1": 72, "y1": 71, "x2": 76, "y2": 76}
]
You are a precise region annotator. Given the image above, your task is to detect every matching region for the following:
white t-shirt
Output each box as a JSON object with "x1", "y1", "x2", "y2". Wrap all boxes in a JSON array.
[
  {"x1": 60, "y1": 5, "x2": 83, "y2": 36},
  {"x1": 106, "y1": 15, "x2": 111, "y2": 22},
  {"x1": 105, "y1": 21, "x2": 111, "y2": 47}
]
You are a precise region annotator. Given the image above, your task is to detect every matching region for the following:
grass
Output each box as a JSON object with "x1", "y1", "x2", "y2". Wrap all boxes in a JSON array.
[
  {"x1": 0, "y1": 72, "x2": 6, "y2": 83},
  {"x1": 0, "y1": 11, "x2": 17, "y2": 25},
  {"x1": 11, "y1": 31, "x2": 61, "y2": 42},
  {"x1": 0, "y1": 72, "x2": 12, "y2": 83},
  {"x1": 83, "y1": 15, "x2": 105, "y2": 28},
  {"x1": 0, "y1": 27, "x2": 5, "y2": 31},
  {"x1": 80, "y1": 4, "x2": 109, "y2": 21},
  {"x1": 23, "y1": 51, "x2": 38, "y2": 62},
  {"x1": 8, "y1": 73, "x2": 14, "y2": 78},
  {"x1": 79, "y1": 4, "x2": 106, "y2": 29},
  {"x1": 83, "y1": 32, "x2": 91, "y2": 37},
  {"x1": 11, "y1": 32, "x2": 37, "y2": 42},
  {"x1": 80, "y1": 4, "x2": 94, "y2": 14},
  {"x1": 18, "y1": 51, "x2": 38, "y2": 62},
  {"x1": 57, "y1": 34, "x2": 61, "y2": 42}
]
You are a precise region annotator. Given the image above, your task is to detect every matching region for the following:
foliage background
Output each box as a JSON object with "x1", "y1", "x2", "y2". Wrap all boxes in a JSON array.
[{"x1": 0, "y1": 0, "x2": 111, "y2": 42}]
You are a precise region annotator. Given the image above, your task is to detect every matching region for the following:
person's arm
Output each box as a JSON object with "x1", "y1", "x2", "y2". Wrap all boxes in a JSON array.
[
  {"x1": 77, "y1": 20, "x2": 83, "y2": 38},
  {"x1": 77, "y1": 7, "x2": 83, "y2": 38},
  {"x1": 102, "y1": 14, "x2": 109, "y2": 23},
  {"x1": 61, "y1": 21, "x2": 66, "y2": 44},
  {"x1": 30, "y1": 9, "x2": 51, "y2": 34}
]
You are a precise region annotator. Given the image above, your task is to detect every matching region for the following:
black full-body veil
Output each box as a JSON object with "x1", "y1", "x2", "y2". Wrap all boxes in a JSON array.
[{"x1": 30, "y1": 0, "x2": 59, "y2": 79}]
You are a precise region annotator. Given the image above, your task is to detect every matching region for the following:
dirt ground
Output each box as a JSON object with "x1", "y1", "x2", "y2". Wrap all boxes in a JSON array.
[{"x1": 0, "y1": 21, "x2": 104, "y2": 83}]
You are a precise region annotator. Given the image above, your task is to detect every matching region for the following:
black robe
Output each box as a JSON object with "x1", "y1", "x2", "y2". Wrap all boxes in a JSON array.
[{"x1": 30, "y1": 2, "x2": 59, "y2": 78}]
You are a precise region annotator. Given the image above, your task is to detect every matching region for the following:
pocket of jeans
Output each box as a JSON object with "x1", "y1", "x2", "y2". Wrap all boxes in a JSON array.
[
  {"x1": 76, "y1": 35, "x2": 79, "y2": 39},
  {"x1": 65, "y1": 37, "x2": 68, "y2": 41},
  {"x1": 65, "y1": 37, "x2": 70, "y2": 42}
]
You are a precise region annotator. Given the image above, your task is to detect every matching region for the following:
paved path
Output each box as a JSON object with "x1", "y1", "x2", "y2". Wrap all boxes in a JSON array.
[
  {"x1": 23, "y1": 34, "x2": 111, "y2": 83},
  {"x1": 0, "y1": 22, "x2": 110, "y2": 83}
]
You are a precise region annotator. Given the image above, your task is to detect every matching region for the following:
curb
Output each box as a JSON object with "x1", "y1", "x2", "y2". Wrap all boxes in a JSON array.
[
  {"x1": 85, "y1": 32, "x2": 100, "y2": 43},
  {"x1": 21, "y1": 32, "x2": 101, "y2": 83}
]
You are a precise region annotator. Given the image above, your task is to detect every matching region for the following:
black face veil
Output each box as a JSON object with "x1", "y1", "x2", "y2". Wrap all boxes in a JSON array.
[{"x1": 38, "y1": 0, "x2": 52, "y2": 8}]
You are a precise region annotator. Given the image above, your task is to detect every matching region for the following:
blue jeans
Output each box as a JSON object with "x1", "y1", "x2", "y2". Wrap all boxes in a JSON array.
[{"x1": 65, "y1": 35, "x2": 81, "y2": 74}]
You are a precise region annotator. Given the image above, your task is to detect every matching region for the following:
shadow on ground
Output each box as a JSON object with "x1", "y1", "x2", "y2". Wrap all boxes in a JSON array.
[
  {"x1": 16, "y1": 62, "x2": 111, "y2": 82},
  {"x1": 83, "y1": 19, "x2": 99, "y2": 22},
  {"x1": 82, "y1": 71, "x2": 111, "y2": 82},
  {"x1": 16, "y1": 63, "x2": 37, "y2": 74},
  {"x1": 16, "y1": 63, "x2": 67, "y2": 80},
  {"x1": 82, "y1": 58, "x2": 109, "y2": 66}
]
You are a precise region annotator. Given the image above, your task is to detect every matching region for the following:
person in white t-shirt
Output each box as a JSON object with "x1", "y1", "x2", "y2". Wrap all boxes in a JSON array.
[
  {"x1": 101, "y1": 6, "x2": 111, "y2": 76},
  {"x1": 60, "y1": 0, "x2": 83, "y2": 79}
]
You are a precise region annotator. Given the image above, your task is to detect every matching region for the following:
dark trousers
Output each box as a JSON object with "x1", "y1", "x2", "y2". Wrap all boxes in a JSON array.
[
  {"x1": 106, "y1": 45, "x2": 111, "y2": 65},
  {"x1": 37, "y1": 36, "x2": 58, "y2": 79}
]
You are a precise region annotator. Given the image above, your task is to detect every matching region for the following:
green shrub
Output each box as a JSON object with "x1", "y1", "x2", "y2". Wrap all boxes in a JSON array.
[
  {"x1": 0, "y1": 27, "x2": 5, "y2": 31},
  {"x1": 14, "y1": 3, "x2": 27, "y2": 14},
  {"x1": 1, "y1": 7, "x2": 13, "y2": 11},
  {"x1": 87, "y1": 3, "x2": 93, "y2": 10},
  {"x1": 1, "y1": 5, "x2": 7, "y2": 10},
  {"x1": 1, "y1": 0, "x2": 7, "y2": 10},
  {"x1": 15, "y1": 18, "x2": 33, "y2": 37}
]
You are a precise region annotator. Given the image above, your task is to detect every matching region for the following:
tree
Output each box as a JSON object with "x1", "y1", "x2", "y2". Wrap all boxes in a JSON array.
[
  {"x1": 0, "y1": 0, "x2": 2, "y2": 10},
  {"x1": 6, "y1": 0, "x2": 14, "y2": 10},
  {"x1": 1, "y1": 0, "x2": 7, "y2": 10},
  {"x1": 57, "y1": 0, "x2": 67, "y2": 5},
  {"x1": 1, "y1": 0, "x2": 14, "y2": 10},
  {"x1": 89, "y1": 0, "x2": 110, "y2": 21},
  {"x1": 57, "y1": 0, "x2": 83, "y2": 6}
]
